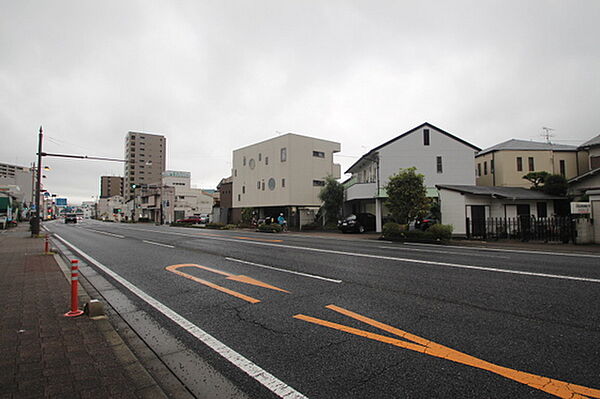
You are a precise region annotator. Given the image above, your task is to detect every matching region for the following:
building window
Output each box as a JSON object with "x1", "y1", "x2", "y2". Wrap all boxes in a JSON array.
[
  {"x1": 490, "y1": 160, "x2": 494, "y2": 174},
  {"x1": 265, "y1": 156, "x2": 269, "y2": 165},
  {"x1": 313, "y1": 151, "x2": 325, "y2": 158},
  {"x1": 261, "y1": 180, "x2": 265, "y2": 191},
  {"x1": 423, "y1": 129, "x2": 430, "y2": 146},
  {"x1": 436, "y1": 156, "x2": 443, "y2": 173},
  {"x1": 257, "y1": 181, "x2": 260, "y2": 189},
  {"x1": 259, "y1": 153, "x2": 262, "y2": 161},
  {"x1": 243, "y1": 156, "x2": 246, "y2": 166},
  {"x1": 313, "y1": 180, "x2": 325, "y2": 187},
  {"x1": 268, "y1": 178, "x2": 276, "y2": 190},
  {"x1": 559, "y1": 160, "x2": 566, "y2": 177},
  {"x1": 282, "y1": 178, "x2": 285, "y2": 188},
  {"x1": 249, "y1": 159, "x2": 256, "y2": 170},
  {"x1": 234, "y1": 169, "x2": 237, "y2": 177},
  {"x1": 516, "y1": 157, "x2": 523, "y2": 172},
  {"x1": 484, "y1": 161, "x2": 488, "y2": 175},
  {"x1": 528, "y1": 157, "x2": 535, "y2": 172},
  {"x1": 242, "y1": 186, "x2": 245, "y2": 194},
  {"x1": 238, "y1": 194, "x2": 241, "y2": 201},
  {"x1": 537, "y1": 202, "x2": 548, "y2": 218},
  {"x1": 477, "y1": 163, "x2": 481, "y2": 177},
  {"x1": 280, "y1": 148, "x2": 287, "y2": 162}
]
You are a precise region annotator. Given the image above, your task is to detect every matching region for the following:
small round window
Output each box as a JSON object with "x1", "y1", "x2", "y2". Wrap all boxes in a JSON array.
[
  {"x1": 268, "y1": 178, "x2": 276, "y2": 190},
  {"x1": 249, "y1": 159, "x2": 256, "y2": 169}
]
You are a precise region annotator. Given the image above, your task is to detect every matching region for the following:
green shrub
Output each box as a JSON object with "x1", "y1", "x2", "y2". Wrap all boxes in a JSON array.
[
  {"x1": 382, "y1": 222, "x2": 402, "y2": 238},
  {"x1": 428, "y1": 224, "x2": 453, "y2": 241},
  {"x1": 237, "y1": 223, "x2": 252, "y2": 228},
  {"x1": 223, "y1": 224, "x2": 237, "y2": 230},
  {"x1": 257, "y1": 223, "x2": 282, "y2": 233},
  {"x1": 206, "y1": 222, "x2": 226, "y2": 230},
  {"x1": 170, "y1": 221, "x2": 192, "y2": 227}
]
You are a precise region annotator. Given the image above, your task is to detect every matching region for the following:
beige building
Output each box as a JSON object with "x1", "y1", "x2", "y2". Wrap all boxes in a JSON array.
[
  {"x1": 0, "y1": 162, "x2": 33, "y2": 205},
  {"x1": 475, "y1": 139, "x2": 588, "y2": 188},
  {"x1": 232, "y1": 133, "x2": 341, "y2": 226},
  {"x1": 161, "y1": 170, "x2": 215, "y2": 221},
  {"x1": 124, "y1": 131, "x2": 166, "y2": 199},
  {"x1": 97, "y1": 195, "x2": 125, "y2": 222},
  {"x1": 100, "y1": 176, "x2": 124, "y2": 198}
]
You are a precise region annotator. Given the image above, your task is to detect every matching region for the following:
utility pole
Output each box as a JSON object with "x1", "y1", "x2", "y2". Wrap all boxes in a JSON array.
[
  {"x1": 32, "y1": 126, "x2": 43, "y2": 237},
  {"x1": 541, "y1": 127, "x2": 555, "y2": 144}
]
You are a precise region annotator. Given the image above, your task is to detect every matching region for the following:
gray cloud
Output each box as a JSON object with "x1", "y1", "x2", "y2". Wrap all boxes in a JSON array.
[{"x1": 1, "y1": 0, "x2": 599, "y2": 202}]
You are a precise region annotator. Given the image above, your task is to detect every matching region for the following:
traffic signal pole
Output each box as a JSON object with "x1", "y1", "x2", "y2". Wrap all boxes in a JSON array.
[{"x1": 31, "y1": 126, "x2": 43, "y2": 237}]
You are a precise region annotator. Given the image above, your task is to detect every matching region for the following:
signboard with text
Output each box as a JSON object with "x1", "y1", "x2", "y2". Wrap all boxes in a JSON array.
[{"x1": 570, "y1": 202, "x2": 591, "y2": 214}]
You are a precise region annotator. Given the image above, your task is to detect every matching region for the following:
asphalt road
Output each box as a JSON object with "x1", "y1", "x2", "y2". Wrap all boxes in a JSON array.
[{"x1": 45, "y1": 219, "x2": 600, "y2": 399}]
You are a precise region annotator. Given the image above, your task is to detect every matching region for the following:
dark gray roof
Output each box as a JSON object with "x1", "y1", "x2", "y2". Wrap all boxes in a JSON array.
[
  {"x1": 568, "y1": 167, "x2": 600, "y2": 183},
  {"x1": 477, "y1": 139, "x2": 578, "y2": 157},
  {"x1": 436, "y1": 184, "x2": 565, "y2": 200},
  {"x1": 579, "y1": 134, "x2": 600, "y2": 149},
  {"x1": 346, "y1": 122, "x2": 481, "y2": 174}
]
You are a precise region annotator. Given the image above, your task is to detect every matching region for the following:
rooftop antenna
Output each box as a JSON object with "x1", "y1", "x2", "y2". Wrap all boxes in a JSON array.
[{"x1": 541, "y1": 127, "x2": 555, "y2": 144}]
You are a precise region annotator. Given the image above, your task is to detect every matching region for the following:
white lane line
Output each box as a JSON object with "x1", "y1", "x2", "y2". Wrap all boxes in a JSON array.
[
  {"x1": 403, "y1": 242, "x2": 600, "y2": 259},
  {"x1": 53, "y1": 234, "x2": 307, "y2": 399},
  {"x1": 378, "y1": 246, "x2": 510, "y2": 259},
  {"x1": 226, "y1": 257, "x2": 342, "y2": 284},
  {"x1": 92, "y1": 226, "x2": 600, "y2": 284},
  {"x1": 85, "y1": 228, "x2": 125, "y2": 239},
  {"x1": 143, "y1": 240, "x2": 175, "y2": 248}
]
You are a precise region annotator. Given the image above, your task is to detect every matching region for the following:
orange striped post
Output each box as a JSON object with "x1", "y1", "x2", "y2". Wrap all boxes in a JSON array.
[
  {"x1": 44, "y1": 234, "x2": 49, "y2": 254},
  {"x1": 64, "y1": 260, "x2": 84, "y2": 317}
]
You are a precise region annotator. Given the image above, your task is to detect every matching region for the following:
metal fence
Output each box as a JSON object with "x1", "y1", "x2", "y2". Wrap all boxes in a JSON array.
[{"x1": 466, "y1": 216, "x2": 576, "y2": 243}]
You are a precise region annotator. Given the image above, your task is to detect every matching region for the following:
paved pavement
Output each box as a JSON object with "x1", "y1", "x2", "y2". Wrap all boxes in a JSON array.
[{"x1": 0, "y1": 225, "x2": 182, "y2": 399}]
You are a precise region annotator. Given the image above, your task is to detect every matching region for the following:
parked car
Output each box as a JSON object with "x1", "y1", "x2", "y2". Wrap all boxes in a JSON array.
[
  {"x1": 176, "y1": 216, "x2": 203, "y2": 224},
  {"x1": 199, "y1": 215, "x2": 210, "y2": 224},
  {"x1": 65, "y1": 214, "x2": 77, "y2": 224},
  {"x1": 338, "y1": 213, "x2": 376, "y2": 233},
  {"x1": 414, "y1": 215, "x2": 438, "y2": 230}
]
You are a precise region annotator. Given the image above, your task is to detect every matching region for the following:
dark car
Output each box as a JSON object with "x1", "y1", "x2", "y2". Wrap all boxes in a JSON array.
[
  {"x1": 338, "y1": 213, "x2": 376, "y2": 233},
  {"x1": 65, "y1": 214, "x2": 77, "y2": 224},
  {"x1": 414, "y1": 215, "x2": 438, "y2": 230}
]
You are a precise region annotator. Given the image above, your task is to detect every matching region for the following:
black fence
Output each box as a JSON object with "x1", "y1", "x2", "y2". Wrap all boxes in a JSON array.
[{"x1": 466, "y1": 216, "x2": 576, "y2": 243}]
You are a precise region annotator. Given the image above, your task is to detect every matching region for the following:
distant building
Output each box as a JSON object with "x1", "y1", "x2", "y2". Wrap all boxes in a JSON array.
[
  {"x1": 344, "y1": 122, "x2": 480, "y2": 232},
  {"x1": 217, "y1": 176, "x2": 233, "y2": 224},
  {"x1": 568, "y1": 133, "x2": 600, "y2": 198},
  {"x1": 579, "y1": 133, "x2": 600, "y2": 170},
  {"x1": 0, "y1": 162, "x2": 33, "y2": 206},
  {"x1": 100, "y1": 176, "x2": 124, "y2": 198},
  {"x1": 124, "y1": 131, "x2": 166, "y2": 199},
  {"x1": 475, "y1": 139, "x2": 588, "y2": 188},
  {"x1": 97, "y1": 196, "x2": 126, "y2": 222},
  {"x1": 161, "y1": 170, "x2": 214, "y2": 221},
  {"x1": 232, "y1": 133, "x2": 341, "y2": 227}
]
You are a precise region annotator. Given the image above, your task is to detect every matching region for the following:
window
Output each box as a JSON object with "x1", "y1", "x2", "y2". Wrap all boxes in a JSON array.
[
  {"x1": 436, "y1": 156, "x2": 443, "y2": 173},
  {"x1": 257, "y1": 181, "x2": 260, "y2": 189},
  {"x1": 282, "y1": 178, "x2": 285, "y2": 188},
  {"x1": 423, "y1": 129, "x2": 430, "y2": 146},
  {"x1": 313, "y1": 151, "x2": 325, "y2": 158},
  {"x1": 313, "y1": 180, "x2": 325, "y2": 187},
  {"x1": 490, "y1": 160, "x2": 494, "y2": 174},
  {"x1": 268, "y1": 178, "x2": 276, "y2": 190},
  {"x1": 559, "y1": 160, "x2": 566, "y2": 177},
  {"x1": 484, "y1": 161, "x2": 488, "y2": 175},
  {"x1": 238, "y1": 194, "x2": 241, "y2": 201},
  {"x1": 259, "y1": 153, "x2": 262, "y2": 161},
  {"x1": 242, "y1": 186, "x2": 245, "y2": 194},
  {"x1": 265, "y1": 156, "x2": 269, "y2": 165},
  {"x1": 477, "y1": 163, "x2": 482, "y2": 177},
  {"x1": 249, "y1": 159, "x2": 256, "y2": 169},
  {"x1": 516, "y1": 157, "x2": 523, "y2": 172},
  {"x1": 528, "y1": 157, "x2": 535, "y2": 172},
  {"x1": 280, "y1": 148, "x2": 287, "y2": 162},
  {"x1": 537, "y1": 202, "x2": 548, "y2": 218},
  {"x1": 261, "y1": 180, "x2": 265, "y2": 191},
  {"x1": 243, "y1": 156, "x2": 246, "y2": 166},
  {"x1": 234, "y1": 169, "x2": 237, "y2": 177}
]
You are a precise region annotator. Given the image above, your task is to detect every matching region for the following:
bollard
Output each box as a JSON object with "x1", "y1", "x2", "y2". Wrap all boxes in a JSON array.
[
  {"x1": 44, "y1": 234, "x2": 49, "y2": 254},
  {"x1": 64, "y1": 260, "x2": 84, "y2": 317}
]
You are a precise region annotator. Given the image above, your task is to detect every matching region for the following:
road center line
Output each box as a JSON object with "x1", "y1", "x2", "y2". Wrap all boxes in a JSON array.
[
  {"x1": 91, "y1": 226, "x2": 600, "y2": 284},
  {"x1": 143, "y1": 240, "x2": 174, "y2": 248},
  {"x1": 52, "y1": 234, "x2": 307, "y2": 399},
  {"x1": 378, "y1": 246, "x2": 510, "y2": 259},
  {"x1": 226, "y1": 257, "x2": 342, "y2": 284},
  {"x1": 85, "y1": 228, "x2": 125, "y2": 239}
]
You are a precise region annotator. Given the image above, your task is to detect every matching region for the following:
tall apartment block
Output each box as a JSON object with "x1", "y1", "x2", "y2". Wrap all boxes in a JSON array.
[
  {"x1": 100, "y1": 176, "x2": 124, "y2": 198},
  {"x1": 124, "y1": 131, "x2": 166, "y2": 198}
]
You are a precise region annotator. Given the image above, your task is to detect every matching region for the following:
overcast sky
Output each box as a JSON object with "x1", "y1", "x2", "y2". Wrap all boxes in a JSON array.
[{"x1": 1, "y1": 1, "x2": 599, "y2": 203}]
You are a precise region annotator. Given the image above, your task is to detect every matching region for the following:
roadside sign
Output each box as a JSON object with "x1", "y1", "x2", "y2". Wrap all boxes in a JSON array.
[{"x1": 570, "y1": 202, "x2": 591, "y2": 214}]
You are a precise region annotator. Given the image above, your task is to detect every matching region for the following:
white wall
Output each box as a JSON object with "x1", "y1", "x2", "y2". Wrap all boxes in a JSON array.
[{"x1": 439, "y1": 189, "x2": 467, "y2": 235}]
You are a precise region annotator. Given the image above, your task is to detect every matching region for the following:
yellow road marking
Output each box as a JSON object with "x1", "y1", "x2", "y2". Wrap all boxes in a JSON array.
[
  {"x1": 294, "y1": 305, "x2": 600, "y2": 399},
  {"x1": 165, "y1": 263, "x2": 290, "y2": 303}
]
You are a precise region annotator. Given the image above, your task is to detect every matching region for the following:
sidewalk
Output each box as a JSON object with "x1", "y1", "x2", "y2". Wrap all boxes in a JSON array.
[{"x1": 0, "y1": 225, "x2": 169, "y2": 398}]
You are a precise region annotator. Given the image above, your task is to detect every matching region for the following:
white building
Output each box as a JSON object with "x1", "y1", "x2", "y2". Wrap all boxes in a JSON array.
[
  {"x1": 0, "y1": 163, "x2": 34, "y2": 206},
  {"x1": 97, "y1": 196, "x2": 126, "y2": 222},
  {"x1": 344, "y1": 122, "x2": 481, "y2": 231},
  {"x1": 162, "y1": 170, "x2": 214, "y2": 221},
  {"x1": 232, "y1": 133, "x2": 341, "y2": 227}
]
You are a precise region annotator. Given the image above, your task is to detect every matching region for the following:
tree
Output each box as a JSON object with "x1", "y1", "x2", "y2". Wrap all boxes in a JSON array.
[
  {"x1": 523, "y1": 171, "x2": 550, "y2": 189},
  {"x1": 542, "y1": 174, "x2": 568, "y2": 196},
  {"x1": 384, "y1": 167, "x2": 429, "y2": 224},
  {"x1": 318, "y1": 176, "x2": 344, "y2": 224}
]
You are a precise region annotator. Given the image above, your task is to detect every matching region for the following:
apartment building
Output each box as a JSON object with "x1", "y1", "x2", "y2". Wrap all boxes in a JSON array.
[
  {"x1": 0, "y1": 162, "x2": 33, "y2": 204},
  {"x1": 162, "y1": 170, "x2": 214, "y2": 221},
  {"x1": 344, "y1": 122, "x2": 480, "y2": 231},
  {"x1": 100, "y1": 176, "x2": 124, "y2": 198},
  {"x1": 232, "y1": 133, "x2": 341, "y2": 227},
  {"x1": 475, "y1": 139, "x2": 588, "y2": 188},
  {"x1": 124, "y1": 131, "x2": 166, "y2": 198}
]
